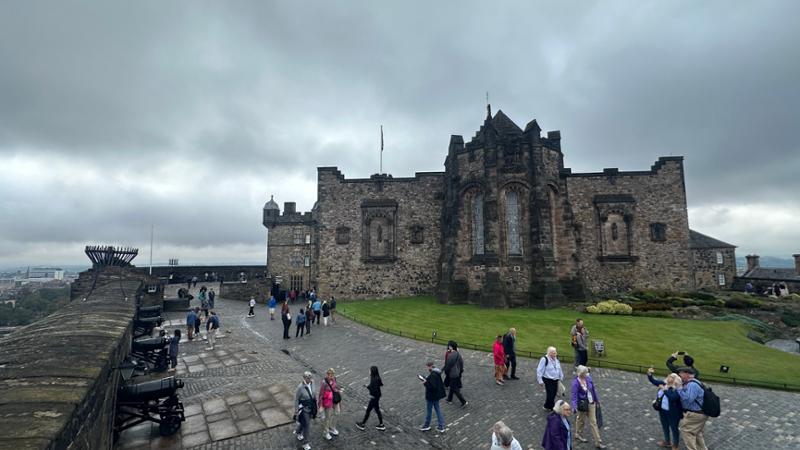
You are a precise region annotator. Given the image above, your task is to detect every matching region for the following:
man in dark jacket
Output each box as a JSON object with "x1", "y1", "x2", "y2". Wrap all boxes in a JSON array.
[
  {"x1": 667, "y1": 352, "x2": 700, "y2": 379},
  {"x1": 503, "y1": 328, "x2": 519, "y2": 380},
  {"x1": 419, "y1": 361, "x2": 447, "y2": 433},
  {"x1": 443, "y1": 341, "x2": 467, "y2": 407}
]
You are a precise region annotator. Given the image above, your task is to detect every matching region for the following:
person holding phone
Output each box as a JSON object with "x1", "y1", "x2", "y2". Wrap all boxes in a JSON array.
[
  {"x1": 419, "y1": 361, "x2": 447, "y2": 433},
  {"x1": 666, "y1": 351, "x2": 700, "y2": 378}
]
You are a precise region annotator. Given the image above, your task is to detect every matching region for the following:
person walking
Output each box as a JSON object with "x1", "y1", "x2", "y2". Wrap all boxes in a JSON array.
[
  {"x1": 296, "y1": 309, "x2": 307, "y2": 337},
  {"x1": 248, "y1": 297, "x2": 256, "y2": 317},
  {"x1": 205, "y1": 311, "x2": 220, "y2": 351},
  {"x1": 294, "y1": 371, "x2": 316, "y2": 450},
  {"x1": 305, "y1": 304, "x2": 313, "y2": 335},
  {"x1": 268, "y1": 295, "x2": 277, "y2": 320},
  {"x1": 193, "y1": 307, "x2": 202, "y2": 338},
  {"x1": 570, "y1": 319, "x2": 589, "y2": 367},
  {"x1": 503, "y1": 328, "x2": 518, "y2": 380},
  {"x1": 186, "y1": 308, "x2": 197, "y2": 340},
  {"x1": 356, "y1": 366, "x2": 386, "y2": 431},
  {"x1": 318, "y1": 368, "x2": 342, "y2": 441},
  {"x1": 321, "y1": 300, "x2": 331, "y2": 326},
  {"x1": 199, "y1": 288, "x2": 209, "y2": 318},
  {"x1": 493, "y1": 335, "x2": 506, "y2": 385},
  {"x1": 537, "y1": 346, "x2": 565, "y2": 411},
  {"x1": 541, "y1": 400, "x2": 573, "y2": 450},
  {"x1": 330, "y1": 296, "x2": 337, "y2": 323},
  {"x1": 491, "y1": 421, "x2": 523, "y2": 450},
  {"x1": 312, "y1": 298, "x2": 322, "y2": 324},
  {"x1": 444, "y1": 341, "x2": 467, "y2": 407},
  {"x1": 647, "y1": 368, "x2": 683, "y2": 450},
  {"x1": 570, "y1": 365, "x2": 606, "y2": 448},
  {"x1": 677, "y1": 367, "x2": 709, "y2": 450},
  {"x1": 208, "y1": 288, "x2": 215, "y2": 310},
  {"x1": 168, "y1": 329, "x2": 181, "y2": 372},
  {"x1": 281, "y1": 301, "x2": 292, "y2": 340},
  {"x1": 418, "y1": 361, "x2": 447, "y2": 433}
]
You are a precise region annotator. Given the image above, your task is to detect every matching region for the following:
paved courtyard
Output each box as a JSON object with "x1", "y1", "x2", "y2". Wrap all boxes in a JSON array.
[{"x1": 118, "y1": 288, "x2": 800, "y2": 449}]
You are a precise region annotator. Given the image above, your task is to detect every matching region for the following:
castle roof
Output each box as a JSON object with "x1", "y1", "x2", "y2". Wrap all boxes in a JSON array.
[
  {"x1": 490, "y1": 110, "x2": 523, "y2": 136},
  {"x1": 689, "y1": 229, "x2": 735, "y2": 249},
  {"x1": 263, "y1": 195, "x2": 279, "y2": 210},
  {"x1": 741, "y1": 267, "x2": 800, "y2": 281}
]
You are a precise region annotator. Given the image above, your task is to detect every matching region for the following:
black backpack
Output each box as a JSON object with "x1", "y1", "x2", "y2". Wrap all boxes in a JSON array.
[{"x1": 690, "y1": 380, "x2": 721, "y2": 418}]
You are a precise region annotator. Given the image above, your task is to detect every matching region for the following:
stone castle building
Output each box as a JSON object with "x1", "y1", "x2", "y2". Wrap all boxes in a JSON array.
[{"x1": 263, "y1": 108, "x2": 735, "y2": 307}]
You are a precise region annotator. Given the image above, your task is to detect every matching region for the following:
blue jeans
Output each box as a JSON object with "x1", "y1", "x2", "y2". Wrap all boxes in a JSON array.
[
  {"x1": 424, "y1": 400, "x2": 445, "y2": 429},
  {"x1": 659, "y1": 410, "x2": 680, "y2": 444}
]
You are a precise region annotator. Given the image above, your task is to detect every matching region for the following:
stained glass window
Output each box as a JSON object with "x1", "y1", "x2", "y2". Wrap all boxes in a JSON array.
[
  {"x1": 506, "y1": 191, "x2": 521, "y2": 254},
  {"x1": 472, "y1": 193, "x2": 485, "y2": 255}
]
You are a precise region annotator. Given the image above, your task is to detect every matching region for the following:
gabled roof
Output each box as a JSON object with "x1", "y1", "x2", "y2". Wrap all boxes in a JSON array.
[
  {"x1": 741, "y1": 267, "x2": 800, "y2": 281},
  {"x1": 491, "y1": 110, "x2": 523, "y2": 136},
  {"x1": 689, "y1": 229, "x2": 736, "y2": 249}
]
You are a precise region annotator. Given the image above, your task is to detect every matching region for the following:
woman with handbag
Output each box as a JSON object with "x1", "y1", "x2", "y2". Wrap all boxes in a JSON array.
[
  {"x1": 294, "y1": 371, "x2": 316, "y2": 450},
  {"x1": 570, "y1": 365, "x2": 606, "y2": 449},
  {"x1": 318, "y1": 368, "x2": 342, "y2": 440},
  {"x1": 646, "y1": 368, "x2": 683, "y2": 450}
]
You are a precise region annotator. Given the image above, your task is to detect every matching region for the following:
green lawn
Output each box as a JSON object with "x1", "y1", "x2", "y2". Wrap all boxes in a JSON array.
[{"x1": 338, "y1": 296, "x2": 800, "y2": 389}]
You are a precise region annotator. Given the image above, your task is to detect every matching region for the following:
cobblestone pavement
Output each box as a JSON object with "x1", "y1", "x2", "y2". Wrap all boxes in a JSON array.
[{"x1": 121, "y1": 290, "x2": 800, "y2": 449}]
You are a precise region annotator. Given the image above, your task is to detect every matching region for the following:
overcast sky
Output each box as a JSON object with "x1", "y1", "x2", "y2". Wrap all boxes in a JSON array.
[{"x1": 1, "y1": 1, "x2": 798, "y2": 268}]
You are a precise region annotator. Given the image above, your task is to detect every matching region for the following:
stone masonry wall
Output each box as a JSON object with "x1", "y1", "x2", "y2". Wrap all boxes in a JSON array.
[
  {"x1": 0, "y1": 267, "x2": 141, "y2": 450},
  {"x1": 565, "y1": 158, "x2": 693, "y2": 293},
  {"x1": 315, "y1": 168, "x2": 444, "y2": 299},
  {"x1": 265, "y1": 222, "x2": 315, "y2": 292},
  {"x1": 692, "y1": 247, "x2": 737, "y2": 290}
]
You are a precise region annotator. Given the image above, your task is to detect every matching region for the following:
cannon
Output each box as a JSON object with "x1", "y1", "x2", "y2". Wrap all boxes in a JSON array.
[
  {"x1": 133, "y1": 315, "x2": 163, "y2": 339},
  {"x1": 114, "y1": 375, "x2": 185, "y2": 437},
  {"x1": 136, "y1": 305, "x2": 163, "y2": 318},
  {"x1": 131, "y1": 336, "x2": 170, "y2": 372}
]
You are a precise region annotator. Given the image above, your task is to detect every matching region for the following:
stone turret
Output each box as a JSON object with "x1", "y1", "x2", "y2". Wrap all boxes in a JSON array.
[
  {"x1": 793, "y1": 254, "x2": 800, "y2": 275},
  {"x1": 262, "y1": 195, "x2": 280, "y2": 228}
]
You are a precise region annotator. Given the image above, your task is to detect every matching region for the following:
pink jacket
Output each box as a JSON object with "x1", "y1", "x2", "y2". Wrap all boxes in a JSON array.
[
  {"x1": 493, "y1": 341, "x2": 506, "y2": 365},
  {"x1": 318, "y1": 376, "x2": 338, "y2": 409}
]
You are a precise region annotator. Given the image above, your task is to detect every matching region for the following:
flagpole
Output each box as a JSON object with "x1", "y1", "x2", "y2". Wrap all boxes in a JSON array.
[{"x1": 380, "y1": 125, "x2": 384, "y2": 175}]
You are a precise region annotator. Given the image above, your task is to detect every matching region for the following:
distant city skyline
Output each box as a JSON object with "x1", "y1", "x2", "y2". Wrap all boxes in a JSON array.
[{"x1": 1, "y1": 1, "x2": 798, "y2": 267}]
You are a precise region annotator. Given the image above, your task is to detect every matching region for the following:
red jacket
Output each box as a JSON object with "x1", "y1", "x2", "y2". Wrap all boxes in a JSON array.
[{"x1": 493, "y1": 341, "x2": 506, "y2": 365}]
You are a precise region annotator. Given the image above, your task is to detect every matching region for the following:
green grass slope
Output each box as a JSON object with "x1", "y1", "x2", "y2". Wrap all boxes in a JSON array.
[{"x1": 339, "y1": 297, "x2": 799, "y2": 389}]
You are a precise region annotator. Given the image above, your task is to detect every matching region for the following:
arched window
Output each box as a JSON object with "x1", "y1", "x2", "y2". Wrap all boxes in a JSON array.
[
  {"x1": 472, "y1": 193, "x2": 485, "y2": 255},
  {"x1": 506, "y1": 191, "x2": 521, "y2": 255}
]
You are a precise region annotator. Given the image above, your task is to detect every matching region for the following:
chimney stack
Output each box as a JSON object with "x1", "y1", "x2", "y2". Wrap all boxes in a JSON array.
[
  {"x1": 793, "y1": 254, "x2": 800, "y2": 275},
  {"x1": 746, "y1": 254, "x2": 760, "y2": 272}
]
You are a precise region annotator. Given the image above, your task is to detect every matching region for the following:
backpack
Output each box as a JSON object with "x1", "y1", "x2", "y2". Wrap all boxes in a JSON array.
[{"x1": 690, "y1": 380, "x2": 721, "y2": 418}]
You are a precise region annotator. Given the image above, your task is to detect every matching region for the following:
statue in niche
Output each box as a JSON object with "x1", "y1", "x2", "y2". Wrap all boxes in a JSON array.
[
  {"x1": 611, "y1": 222, "x2": 619, "y2": 241},
  {"x1": 377, "y1": 225, "x2": 383, "y2": 243}
]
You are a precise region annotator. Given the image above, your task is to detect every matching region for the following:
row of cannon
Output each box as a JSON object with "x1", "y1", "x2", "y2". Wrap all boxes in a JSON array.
[{"x1": 114, "y1": 305, "x2": 186, "y2": 438}]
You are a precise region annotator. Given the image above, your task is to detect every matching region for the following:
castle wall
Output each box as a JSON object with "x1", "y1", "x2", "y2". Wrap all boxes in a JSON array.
[
  {"x1": 691, "y1": 247, "x2": 736, "y2": 290},
  {"x1": 314, "y1": 168, "x2": 444, "y2": 299},
  {"x1": 565, "y1": 158, "x2": 693, "y2": 293}
]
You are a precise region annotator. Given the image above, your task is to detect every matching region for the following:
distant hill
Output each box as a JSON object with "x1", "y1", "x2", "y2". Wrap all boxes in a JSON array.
[{"x1": 735, "y1": 256, "x2": 795, "y2": 269}]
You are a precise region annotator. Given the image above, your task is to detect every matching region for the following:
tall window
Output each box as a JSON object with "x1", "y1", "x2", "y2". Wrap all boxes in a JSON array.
[
  {"x1": 293, "y1": 228, "x2": 303, "y2": 245},
  {"x1": 718, "y1": 273, "x2": 726, "y2": 286},
  {"x1": 716, "y1": 251, "x2": 723, "y2": 264},
  {"x1": 305, "y1": 234, "x2": 311, "y2": 244},
  {"x1": 290, "y1": 275, "x2": 303, "y2": 291},
  {"x1": 304, "y1": 256, "x2": 310, "y2": 267},
  {"x1": 506, "y1": 191, "x2": 521, "y2": 255},
  {"x1": 472, "y1": 193, "x2": 485, "y2": 255}
]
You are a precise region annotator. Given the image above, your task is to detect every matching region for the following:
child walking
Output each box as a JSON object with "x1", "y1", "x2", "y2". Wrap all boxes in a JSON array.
[
  {"x1": 248, "y1": 297, "x2": 256, "y2": 317},
  {"x1": 356, "y1": 366, "x2": 385, "y2": 431}
]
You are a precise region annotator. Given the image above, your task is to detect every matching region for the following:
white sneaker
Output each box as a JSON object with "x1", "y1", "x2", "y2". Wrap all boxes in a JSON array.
[
  {"x1": 330, "y1": 428, "x2": 339, "y2": 436},
  {"x1": 302, "y1": 444, "x2": 311, "y2": 450},
  {"x1": 296, "y1": 433, "x2": 304, "y2": 441},
  {"x1": 323, "y1": 432, "x2": 332, "y2": 440}
]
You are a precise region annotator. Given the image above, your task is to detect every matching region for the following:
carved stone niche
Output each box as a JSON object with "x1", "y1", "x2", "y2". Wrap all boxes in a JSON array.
[
  {"x1": 335, "y1": 226, "x2": 351, "y2": 245},
  {"x1": 361, "y1": 199, "x2": 398, "y2": 263},
  {"x1": 410, "y1": 224, "x2": 424, "y2": 244},
  {"x1": 650, "y1": 223, "x2": 667, "y2": 242},
  {"x1": 593, "y1": 194, "x2": 638, "y2": 263}
]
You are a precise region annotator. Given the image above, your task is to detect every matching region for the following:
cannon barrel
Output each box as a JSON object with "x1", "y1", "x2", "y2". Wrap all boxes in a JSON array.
[
  {"x1": 136, "y1": 305, "x2": 163, "y2": 318},
  {"x1": 134, "y1": 316, "x2": 163, "y2": 327},
  {"x1": 132, "y1": 336, "x2": 169, "y2": 352},
  {"x1": 118, "y1": 376, "x2": 184, "y2": 403}
]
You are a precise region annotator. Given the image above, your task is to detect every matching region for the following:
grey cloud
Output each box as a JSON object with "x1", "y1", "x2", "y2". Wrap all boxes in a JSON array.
[{"x1": 1, "y1": 0, "x2": 798, "y2": 265}]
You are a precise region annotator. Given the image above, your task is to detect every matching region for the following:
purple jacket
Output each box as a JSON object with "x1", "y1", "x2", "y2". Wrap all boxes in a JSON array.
[
  {"x1": 571, "y1": 375, "x2": 599, "y2": 411},
  {"x1": 541, "y1": 412, "x2": 570, "y2": 450}
]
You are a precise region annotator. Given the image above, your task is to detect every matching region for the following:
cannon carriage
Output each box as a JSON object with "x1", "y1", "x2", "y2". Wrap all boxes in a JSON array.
[{"x1": 114, "y1": 360, "x2": 185, "y2": 438}]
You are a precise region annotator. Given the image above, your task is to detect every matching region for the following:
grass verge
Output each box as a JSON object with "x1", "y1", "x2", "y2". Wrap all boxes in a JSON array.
[{"x1": 338, "y1": 296, "x2": 800, "y2": 390}]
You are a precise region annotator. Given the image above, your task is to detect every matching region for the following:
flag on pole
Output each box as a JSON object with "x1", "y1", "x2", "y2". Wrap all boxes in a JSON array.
[{"x1": 381, "y1": 125, "x2": 384, "y2": 152}]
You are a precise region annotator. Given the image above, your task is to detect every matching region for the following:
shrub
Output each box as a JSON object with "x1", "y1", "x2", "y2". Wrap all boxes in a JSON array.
[
  {"x1": 724, "y1": 298, "x2": 746, "y2": 309},
  {"x1": 632, "y1": 310, "x2": 674, "y2": 318},
  {"x1": 685, "y1": 291, "x2": 717, "y2": 301},
  {"x1": 585, "y1": 299, "x2": 631, "y2": 315},
  {"x1": 586, "y1": 305, "x2": 599, "y2": 314},
  {"x1": 613, "y1": 303, "x2": 633, "y2": 315},
  {"x1": 632, "y1": 302, "x2": 672, "y2": 311},
  {"x1": 781, "y1": 311, "x2": 800, "y2": 327}
]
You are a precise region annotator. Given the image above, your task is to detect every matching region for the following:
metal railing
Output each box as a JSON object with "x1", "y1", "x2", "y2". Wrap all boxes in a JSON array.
[{"x1": 339, "y1": 309, "x2": 800, "y2": 392}]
